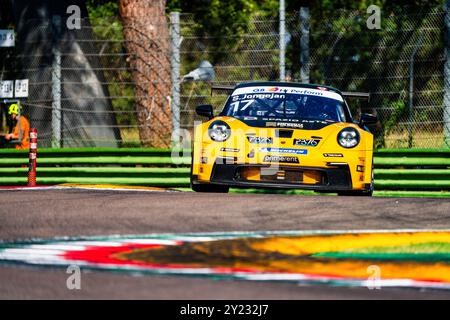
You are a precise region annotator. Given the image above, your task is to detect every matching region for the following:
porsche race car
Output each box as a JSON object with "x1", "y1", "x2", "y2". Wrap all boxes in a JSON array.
[{"x1": 190, "y1": 82, "x2": 377, "y2": 195}]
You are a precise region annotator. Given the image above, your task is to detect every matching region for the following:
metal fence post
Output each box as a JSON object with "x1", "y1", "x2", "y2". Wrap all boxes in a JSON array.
[
  {"x1": 51, "y1": 15, "x2": 62, "y2": 149},
  {"x1": 170, "y1": 12, "x2": 181, "y2": 148},
  {"x1": 300, "y1": 7, "x2": 310, "y2": 84},
  {"x1": 445, "y1": 1, "x2": 450, "y2": 147},
  {"x1": 279, "y1": 0, "x2": 286, "y2": 81},
  {"x1": 408, "y1": 34, "x2": 424, "y2": 148}
]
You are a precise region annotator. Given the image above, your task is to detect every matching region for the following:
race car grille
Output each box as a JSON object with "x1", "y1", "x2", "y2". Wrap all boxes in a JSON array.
[
  {"x1": 260, "y1": 169, "x2": 302, "y2": 183},
  {"x1": 210, "y1": 162, "x2": 352, "y2": 190},
  {"x1": 239, "y1": 167, "x2": 323, "y2": 185}
]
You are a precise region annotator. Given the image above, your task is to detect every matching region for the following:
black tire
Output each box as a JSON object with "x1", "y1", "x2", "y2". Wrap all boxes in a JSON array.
[
  {"x1": 337, "y1": 189, "x2": 372, "y2": 197},
  {"x1": 190, "y1": 141, "x2": 229, "y2": 193},
  {"x1": 337, "y1": 163, "x2": 374, "y2": 197},
  {"x1": 191, "y1": 183, "x2": 229, "y2": 193}
]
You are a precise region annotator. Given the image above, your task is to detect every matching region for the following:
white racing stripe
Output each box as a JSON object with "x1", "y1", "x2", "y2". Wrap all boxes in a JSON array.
[
  {"x1": 29, "y1": 244, "x2": 87, "y2": 251},
  {"x1": 0, "y1": 248, "x2": 66, "y2": 256},
  {"x1": 119, "y1": 239, "x2": 179, "y2": 245},
  {"x1": 60, "y1": 241, "x2": 125, "y2": 247}
]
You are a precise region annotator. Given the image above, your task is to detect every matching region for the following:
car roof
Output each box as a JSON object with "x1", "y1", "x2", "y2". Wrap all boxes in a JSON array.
[{"x1": 234, "y1": 81, "x2": 342, "y2": 95}]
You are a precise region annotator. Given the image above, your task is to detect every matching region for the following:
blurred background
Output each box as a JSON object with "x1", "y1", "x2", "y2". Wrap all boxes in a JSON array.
[{"x1": 0, "y1": 0, "x2": 447, "y2": 149}]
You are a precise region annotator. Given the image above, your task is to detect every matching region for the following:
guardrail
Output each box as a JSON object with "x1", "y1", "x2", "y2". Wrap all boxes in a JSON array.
[{"x1": 0, "y1": 148, "x2": 449, "y2": 193}]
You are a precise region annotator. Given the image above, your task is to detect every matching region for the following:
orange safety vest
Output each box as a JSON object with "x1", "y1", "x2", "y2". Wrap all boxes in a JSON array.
[{"x1": 13, "y1": 115, "x2": 30, "y2": 150}]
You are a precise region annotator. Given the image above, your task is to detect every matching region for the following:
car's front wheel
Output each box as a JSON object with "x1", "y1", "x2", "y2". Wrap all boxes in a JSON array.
[
  {"x1": 338, "y1": 164, "x2": 374, "y2": 197},
  {"x1": 191, "y1": 183, "x2": 229, "y2": 193}
]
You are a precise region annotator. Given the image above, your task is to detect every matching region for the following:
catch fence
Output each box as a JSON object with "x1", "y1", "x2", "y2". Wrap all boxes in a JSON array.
[{"x1": 0, "y1": 7, "x2": 448, "y2": 148}]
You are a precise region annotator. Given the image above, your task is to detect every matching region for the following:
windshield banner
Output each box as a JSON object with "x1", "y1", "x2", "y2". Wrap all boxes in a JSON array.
[{"x1": 231, "y1": 86, "x2": 343, "y2": 102}]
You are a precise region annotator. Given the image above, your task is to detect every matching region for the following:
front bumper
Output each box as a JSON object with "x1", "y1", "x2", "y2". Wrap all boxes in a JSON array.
[{"x1": 194, "y1": 159, "x2": 354, "y2": 191}]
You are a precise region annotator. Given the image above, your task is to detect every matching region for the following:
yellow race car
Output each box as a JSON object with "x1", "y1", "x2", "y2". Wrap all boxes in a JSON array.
[{"x1": 191, "y1": 82, "x2": 377, "y2": 195}]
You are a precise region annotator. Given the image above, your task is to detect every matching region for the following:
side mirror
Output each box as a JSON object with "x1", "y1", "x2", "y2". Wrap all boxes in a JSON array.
[
  {"x1": 196, "y1": 104, "x2": 214, "y2": 120},
  {"x1": 359, "y1": 113, "x2": 377, "y2": 126}
]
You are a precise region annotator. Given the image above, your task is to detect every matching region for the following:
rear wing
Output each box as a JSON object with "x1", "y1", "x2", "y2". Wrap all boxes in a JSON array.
[
  {"x1": 210, "y1": 85, "x2": 371, "y2": 102},
  {"x1": 342, "y1": 92, "x2": 370, "y2": 101},
  {"x1": 210, "y1": 85, "x2": 235, "y2": 95}
]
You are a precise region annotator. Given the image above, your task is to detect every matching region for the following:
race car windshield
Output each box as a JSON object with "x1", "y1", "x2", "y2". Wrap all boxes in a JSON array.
[{"x1": 221, "y1": 88, "x2": 348, "y2": 123}]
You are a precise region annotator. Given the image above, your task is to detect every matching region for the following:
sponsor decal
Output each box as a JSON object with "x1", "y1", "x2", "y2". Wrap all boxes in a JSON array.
[
  {"x1": 233, "y1": 86, "x2": 343, "y2": 102},
  {"x1": 275, "y1": 122, "x2": 303, "y2": 129},
  {"x1": 231, "y1": 92, "x2": 286, "y2": 102},
  {"x1": 240, "y1": 119, "x2": 333, "y2": 131},
  {"x1": 263, "y1": 118, "x2": 301, "y2": 122},
  {"x1": 324, "y1": 153, "x2": 344, "y2": 157},
  {"x1": 265, "y1": 121, "x2": 304, "y2": 129},
  {"x1": 263, "y1": 155, "x2": 300, "y2": 163},
  {"x1": 247, "y1": 136, "x2": 273, "y2": 144},
  {"x1": 260, "y1": 147, "x2": 307, "y2": 155},
  {"x1": 220, "y1": 148, "x2": 240, "y2": 152},
  {"x1": 293, "y1": 138, "x2": 321, "y2": 147}
]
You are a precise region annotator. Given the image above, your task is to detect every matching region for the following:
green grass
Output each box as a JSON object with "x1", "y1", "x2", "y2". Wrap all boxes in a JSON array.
[
  {"x1": 375, "y1": 179, "x2": 450, "y2": 190},
  {"x1": 340, "y1": 242, "x2": 450, "y2": 254},
  {"x1": 376, "y1": 148, "x2": 450, "y2": 154},
  {"x1": 375, "y1": 169, "x2": 450, "y2": 180},
  {"x1": 0, "y1": 176, "x2": 190, "y2": 187},
  {"x1": 372, "y1": 190, "x2": 450, "y2": 198},
  {"x1": 230, "y1": 188, "x2": 450, "y2": 198},
  {"x1": 0, "y1": 167, "x2": 190, "y2": 178},
  {"x1": 313, "y1": 242, "x2": 450, "y2": 262},
  {"x1": 383, "y1": 131, "x2": 446, "y2": 149},
  {"x1": 374, "y1": 157, "x2": 450, "y2": 167},
  {"x1": 0, "y1": 156, "x2": 191, "y2": 166}
]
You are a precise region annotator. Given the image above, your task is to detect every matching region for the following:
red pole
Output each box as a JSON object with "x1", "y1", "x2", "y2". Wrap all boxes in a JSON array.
[{"x1": 28, "y1": 128, "x2": 37, "y2": 187}]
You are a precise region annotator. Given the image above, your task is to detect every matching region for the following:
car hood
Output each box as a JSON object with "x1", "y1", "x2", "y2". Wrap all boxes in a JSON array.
[
  {"x1": 237, "y1": 118, "x2": 336, "y2": 130},
  {"x1": 208, "y1": 116, "x2": 362, "y2": 147}
]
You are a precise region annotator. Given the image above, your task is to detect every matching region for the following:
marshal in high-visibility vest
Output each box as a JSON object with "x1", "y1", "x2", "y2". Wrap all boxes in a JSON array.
[{"x1": 3, "y1": 103, "x2": 30, "y2": 150}]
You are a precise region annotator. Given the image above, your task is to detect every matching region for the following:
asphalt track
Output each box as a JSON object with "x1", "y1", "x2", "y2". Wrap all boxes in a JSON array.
[{"x1": 1, "y1": 188, "x2": 450, "y2": 299}]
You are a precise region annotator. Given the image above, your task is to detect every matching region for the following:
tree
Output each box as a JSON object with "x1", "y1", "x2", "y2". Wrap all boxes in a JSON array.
[
  {"x1": 8, "y1": 0, "x2": 120, "y2": 148},
  {"x1": 119, "y1": 0, "x2": 172, "y2": 148}
]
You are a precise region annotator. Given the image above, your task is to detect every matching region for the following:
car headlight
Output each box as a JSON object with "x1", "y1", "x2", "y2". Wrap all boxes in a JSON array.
[
  {"x1": 337, "y1": 127, "x2": 360, "y2": 148},
  {"x1": 208, "y1": 121, "x2": 231, "y2": 142}
]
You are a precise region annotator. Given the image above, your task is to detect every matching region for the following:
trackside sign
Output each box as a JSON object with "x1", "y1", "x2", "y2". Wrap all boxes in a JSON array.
[
  {"x1": 0, "y1": 30, "x2": 14, "y2": 47},
  {"x1": 0, "y1": 80, "x2": 29, "y2": 98}
]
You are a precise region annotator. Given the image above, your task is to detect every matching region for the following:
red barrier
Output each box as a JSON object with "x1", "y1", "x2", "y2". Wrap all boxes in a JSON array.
[{"x1": 28, "y1": 128, "x2": 37, "y2": 187}]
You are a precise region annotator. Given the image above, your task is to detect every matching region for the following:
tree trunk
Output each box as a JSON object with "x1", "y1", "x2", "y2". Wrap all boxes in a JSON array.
[{"x1": 119, "y1": 0, "x2": 172, "y2": 148}]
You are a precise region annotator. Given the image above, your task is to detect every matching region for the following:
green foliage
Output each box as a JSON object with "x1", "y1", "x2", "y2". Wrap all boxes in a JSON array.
[
  {"x1": 86, "y1": 0, "x2": 120, "y2": 22},
  {"x1": 86, "y1": 0, "x2": 136, "y2": 128},
  {"x1": 167, "y1": 0, "x2": 258, "y2": 64},
  {"x1": 384, "y1": 100, "x2": 408, "y2": 134},
  {"x1": 84, "y1": 0, "x2": 446, "y2": 149}
]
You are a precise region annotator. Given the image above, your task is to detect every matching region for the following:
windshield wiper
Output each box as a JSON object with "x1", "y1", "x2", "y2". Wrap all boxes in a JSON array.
[{"x1": 282, "y1": 94, "x2": 287, "y2": 118}]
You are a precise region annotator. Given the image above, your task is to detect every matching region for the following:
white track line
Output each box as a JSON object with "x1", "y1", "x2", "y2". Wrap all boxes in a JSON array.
[{"x1": 0, "y1": 185, "x2": 175, "y2": 192}]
